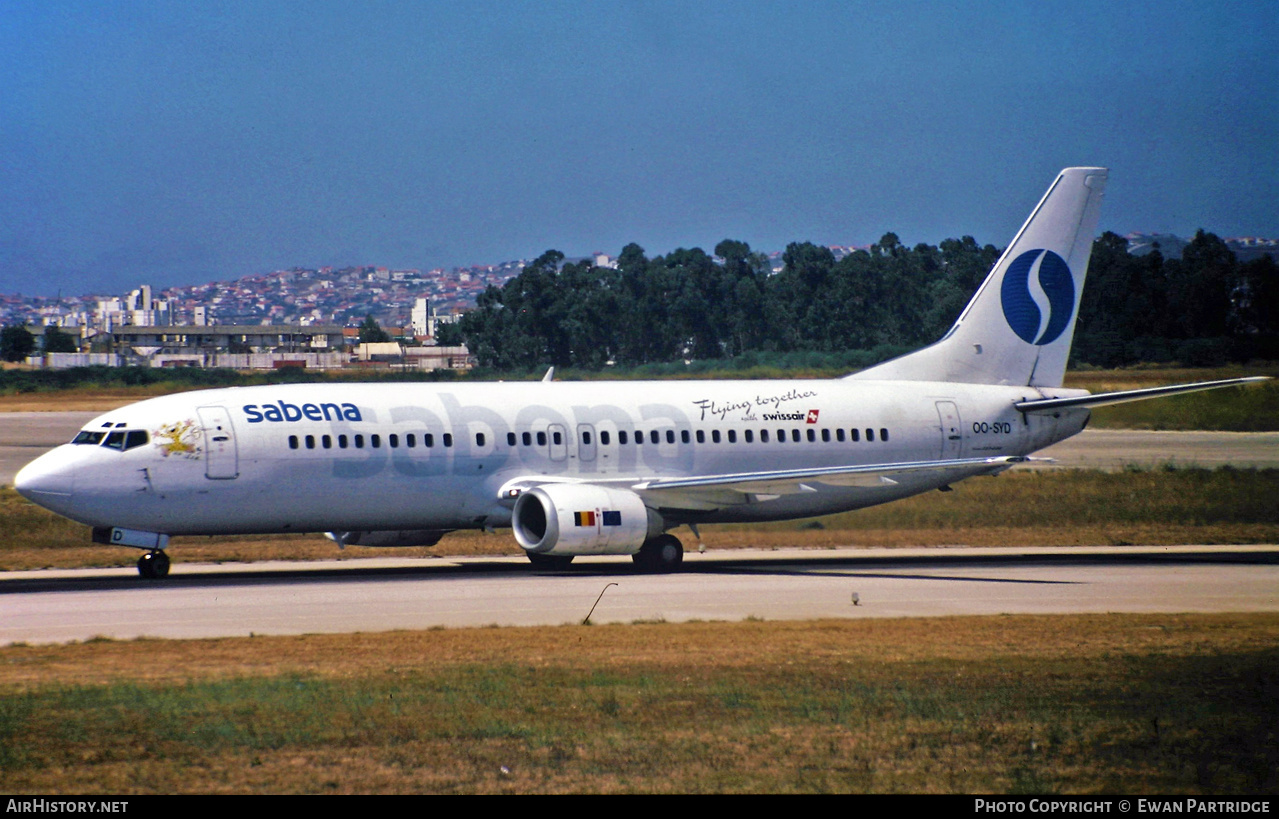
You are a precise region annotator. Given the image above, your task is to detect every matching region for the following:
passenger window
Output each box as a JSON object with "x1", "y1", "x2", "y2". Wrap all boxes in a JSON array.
[
  {"x1": 836, "y1": 429, "x2": 845, "y2": 442},
  {"x1": 443, "y1": 433, "x2": 453, "y2": 447},
  {"x1": 289, "y1": 435, "x2": 299, "y2": 450},
  {"x1": 507, "y1": 432, "x2": 516, "y2": 446},
  {"x1": 649, "y1": 430, "x2": 658, "y2": 444},
  {"x1": 881, "y1": 428, "x2": 889, "y2": 442},
  {"x1": 537, "y1": 431, "x2": 546, "y2": 446},
  {"x1": 407, "y1": 434, "x2": 416, "y2": 448},
  {"x1": 696, "y1": 430, "x2": 705, "y2": 443},
  {"x1": 777, "y1": 429, "x2": 786, "y2": 442},
  {"x1": 322, "y1": 435, "x2": 332, "y2": 449},
  {"x1": 424, "y1": 433, "x2": 434, "y2": 447},
  {"x1": 601, "y1": 431, "x2": 611, "y2": 445},
  {"x1": 791, "y1": 429, "x2": 800, "y2": 442},
  {"x1": 522, "y1": 431, "x2": 532, "y2": 446},
  {"x1": 866, "y1": 428, "x2": 875, "y2": 442},
  {"x1": 635, "y1": 430, "x2": 643, "y2": 444},
  {"x1": 761, "y1": 430, "x2": 770, "y2": 443},
  {"x1": 476, "y1": 433, "x2": 485, "y2": 447},
  {"x1": 744, "y1": 430, "x2": 753, "y2": 443},
  {"x1": 712, "y1": 430, "x2": 721, "y2": 443},
  {"x1": 354, "y1": 435, "x2": 363, "y2": 448},
  {"x1": 821, "y1": 429, "x2": 830, "y2": 442},
  {"x1": 727, "y1": 430, "x2": 737, "y2": 443},
  {"x1": 620, "y1": 431, "x2": 629, "y2": 445},
  {"x1": 806, "y1": 429, "x2": 816, "y2": 442},
  {"x1": 681, "y1": 430, "x2": 690, "y2": 444},
  {"x1": 339, "y1": 435, "x2": 349, "y2": 448},
  {"x1": 666, "y1": 430, "x2": 674, "y2": 444},
  {"x1": 582, "y1": 431, "x2": 592, "y2": 445},
  {"x1": 389, "y1": 434, "x2": 398, "y2": 448},
  {"x1": 851, "y1": 428, "x2": 860, "y2": 442},
  {"x1": 306, "y1": 435, "x2": 316, "y2": 449},
  {"x1": 372, "y1": 434, "x2": 381, "y2": 448},
  {"x1": 554, "y1": 431, "x2": 563, "y2": 445}
]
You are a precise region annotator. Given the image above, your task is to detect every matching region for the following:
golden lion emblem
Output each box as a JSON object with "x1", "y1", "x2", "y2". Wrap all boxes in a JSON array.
[{"x1": 153, "y1": 419, "x2": 202, "y2": 460}]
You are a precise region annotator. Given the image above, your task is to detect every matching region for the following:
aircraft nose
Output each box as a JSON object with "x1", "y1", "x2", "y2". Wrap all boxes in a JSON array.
[{"x1": 14, "y1": 449, "x2": 76, "y2": 502}]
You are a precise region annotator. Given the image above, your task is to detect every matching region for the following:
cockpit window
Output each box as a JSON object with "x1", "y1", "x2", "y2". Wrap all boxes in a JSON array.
[
  {"x1": 99, "y1": 429, "x2": 149, "y2": 451},
  {"x1": 72, "y1": 431, "x2": 106, "y2": 445}
]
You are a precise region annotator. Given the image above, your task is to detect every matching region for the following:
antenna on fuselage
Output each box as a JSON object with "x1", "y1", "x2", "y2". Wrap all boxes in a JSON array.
[{"x1": 542, "y1": 366, "x2": 555, "y2": 382}]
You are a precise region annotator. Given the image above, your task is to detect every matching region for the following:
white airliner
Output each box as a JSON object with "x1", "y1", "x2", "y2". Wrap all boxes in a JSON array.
[{"x1": 14, "y1": 168, "x2": 1267, "y2": 577}]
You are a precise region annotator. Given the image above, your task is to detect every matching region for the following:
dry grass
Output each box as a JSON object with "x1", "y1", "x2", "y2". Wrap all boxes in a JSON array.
[
  {"x1": 0, "y1": 387, "x2": 175, "y2": 413},
  {"x1": 1, "y1": 614, "x2": 1274, "y2": 793}
]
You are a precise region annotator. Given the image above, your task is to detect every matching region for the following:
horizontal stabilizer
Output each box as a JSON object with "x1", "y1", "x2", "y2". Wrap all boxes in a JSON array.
[{"x1": 1015, "y1": 377, "x2": 1270, "y2": 413}]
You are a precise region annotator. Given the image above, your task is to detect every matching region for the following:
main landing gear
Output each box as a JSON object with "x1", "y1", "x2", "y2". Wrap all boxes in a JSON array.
[
  {"x1": 633, "y1": 534, "x2": 684, "y2": 573},
  {"x1": 137, "y1": 550, "x2": 170, "y2": 579},
  {"x1": 524, "y1": 534, "x2": 686, "y2": 573}
]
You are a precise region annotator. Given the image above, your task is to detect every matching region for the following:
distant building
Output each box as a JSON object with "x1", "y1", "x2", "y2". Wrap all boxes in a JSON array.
[
  {"x1": 410, "y1": 297, "x2": 461, "y2": 339},
  {"x1": 106, "y1": 324, "x2": 347, "y2": 361}
]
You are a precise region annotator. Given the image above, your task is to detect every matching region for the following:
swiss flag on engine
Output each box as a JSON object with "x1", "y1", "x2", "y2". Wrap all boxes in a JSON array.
[{"x1": 806, "y1": 409, "x2": 820, "y2": 424}]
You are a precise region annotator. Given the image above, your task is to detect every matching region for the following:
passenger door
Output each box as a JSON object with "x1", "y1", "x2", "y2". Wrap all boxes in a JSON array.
[{"x1": 197, "y1": 406, "x2": 239, "y2": 479}]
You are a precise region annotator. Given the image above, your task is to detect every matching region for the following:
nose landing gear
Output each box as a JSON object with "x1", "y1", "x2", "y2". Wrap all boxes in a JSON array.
[{"x1": 137, "y1": 550, "x2": 170, "y2": 579}]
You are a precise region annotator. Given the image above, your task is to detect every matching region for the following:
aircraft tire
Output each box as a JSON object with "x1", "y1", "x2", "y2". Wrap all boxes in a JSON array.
[
  {"x1": 527, "y1": 553, "x2": 574, "y2": 570},
  {"x1": 633, "y1": 534, "x2": 683, "y2": 573},
  {"x1": 138, "y1": 550, "x2": 170, "y2": 579}
]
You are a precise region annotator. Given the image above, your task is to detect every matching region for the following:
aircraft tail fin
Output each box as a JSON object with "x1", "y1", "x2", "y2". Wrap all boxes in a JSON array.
[{"x1": 847, "y1": 167, "x2": 1108, "y2": 388}]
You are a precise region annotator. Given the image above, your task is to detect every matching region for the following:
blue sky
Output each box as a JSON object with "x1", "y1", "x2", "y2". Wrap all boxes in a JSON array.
[{"x1": 2, "y1": 0, "x2": 1275, "y2": 296}]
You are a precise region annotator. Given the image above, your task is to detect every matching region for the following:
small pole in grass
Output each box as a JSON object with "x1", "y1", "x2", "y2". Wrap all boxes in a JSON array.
[{"x1": 583, "y1": 583, "x2": 619, "y2": 625}]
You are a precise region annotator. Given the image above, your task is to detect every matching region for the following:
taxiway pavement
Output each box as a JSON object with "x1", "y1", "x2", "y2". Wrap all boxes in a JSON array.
[{"x1": 1, "y1": 546, "x2": 1275, "y2": 644}]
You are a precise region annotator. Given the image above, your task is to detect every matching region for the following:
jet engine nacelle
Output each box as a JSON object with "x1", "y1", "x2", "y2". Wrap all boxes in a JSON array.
[
  {"x1": 512, "y1": 484, "x2": 659, "y2": 556},
  {"x1": 325, "y1": 529, "x2": 449, "y2": 548}
]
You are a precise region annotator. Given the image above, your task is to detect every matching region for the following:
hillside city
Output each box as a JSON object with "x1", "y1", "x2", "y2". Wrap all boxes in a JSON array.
[{"x1": 2, "y1": 233, "x2": 1275, "y2": 370}]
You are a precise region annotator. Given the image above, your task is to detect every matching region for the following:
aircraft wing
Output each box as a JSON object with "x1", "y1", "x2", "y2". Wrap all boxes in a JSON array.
[
  {"x1": 1015, "y1": 377, "x2": 1269, "y2": 413},
  {"x1": 627, "y1": 455, "x2": 1026, "y2": 511}
]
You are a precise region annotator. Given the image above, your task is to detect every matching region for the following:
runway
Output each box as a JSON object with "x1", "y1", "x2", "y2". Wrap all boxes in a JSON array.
[
  {"x1": 2, "y1": 411, "x2": 1278, "y2": 486},
  {"x1": 1, "y1": 546, "x2": 1275, "y2": 645}
]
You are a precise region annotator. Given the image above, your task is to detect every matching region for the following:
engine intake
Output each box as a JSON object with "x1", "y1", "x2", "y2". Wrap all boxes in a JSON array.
[{"x1": 512, "y1": 484, "x2": 657, "y2": 556}]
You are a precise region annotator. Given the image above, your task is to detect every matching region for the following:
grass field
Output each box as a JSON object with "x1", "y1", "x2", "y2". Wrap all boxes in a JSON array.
[{"x1": 1, "y1": 614, "x2": 1274, "y2": 794}]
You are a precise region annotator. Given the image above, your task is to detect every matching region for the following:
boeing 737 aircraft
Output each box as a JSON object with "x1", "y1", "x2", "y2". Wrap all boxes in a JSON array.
[{"x1": 14, "y1": 168, "x2": 1267, "y2": 577}]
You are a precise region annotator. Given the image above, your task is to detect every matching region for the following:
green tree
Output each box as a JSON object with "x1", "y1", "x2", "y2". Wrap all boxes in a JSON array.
[
  {"x1": 42, "y1": 325, "x2": 79, "y2": 353},
  {"x1": 1, "y1": 325, "x2": 36, "y2": 362},
  {"x1": 358, "y1": 315, "x2": 392, "y2": 343},
  {"x1": 434, "y1": 321, "x2": 464, "y2": 346}
]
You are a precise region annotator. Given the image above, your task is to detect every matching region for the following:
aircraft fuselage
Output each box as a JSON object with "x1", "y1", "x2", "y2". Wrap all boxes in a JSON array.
[{"x1": 20, "y1": 378, "x2": 1088, "y2": 537}]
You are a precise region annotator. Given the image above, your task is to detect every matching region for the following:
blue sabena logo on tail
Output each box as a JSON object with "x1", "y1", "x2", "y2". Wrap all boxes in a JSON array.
[{"x1": 999, "y1": 249, "x2": 1075, "y2": 345}]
